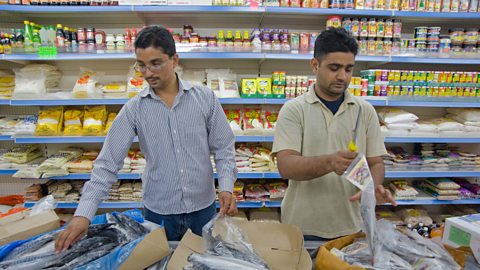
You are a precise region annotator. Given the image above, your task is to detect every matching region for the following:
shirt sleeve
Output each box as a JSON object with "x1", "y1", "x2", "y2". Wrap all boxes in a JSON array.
[
  {"x1": 207, "y1": 92, "x2": 237, "y2": 194},
  {"x1": 365, "y1": 104, "x2": 388, "y2": 158},
  {"x1": 74, "y1": 102, "x2": 137, "y2": 221},
  {"x1": 272, "y1": 101, "x2": 303, "y2": 155}
]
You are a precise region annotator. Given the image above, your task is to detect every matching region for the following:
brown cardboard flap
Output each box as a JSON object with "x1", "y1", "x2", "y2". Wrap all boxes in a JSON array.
[
  {"x1": 0, "y1": 210, "x2": 60, "y2": 246},
  {"x1": 119, "y1": 228, "x2": 170, "y2": 270},
  {"x1": 0, "y1": 209, "x2": 30, "y2": 226},
  {"x1": 168, "y1": 221, "x2": 312, "y2": 270}
]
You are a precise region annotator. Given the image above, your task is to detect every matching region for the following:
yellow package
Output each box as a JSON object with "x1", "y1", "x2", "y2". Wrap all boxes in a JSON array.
[
  {"x1": 73, "y1": 68, "x2": 97, "y2": 98},
  {"x1": 127, "y1": 69, "x2": 148, "y2": 98},
  {"x1": 35, "y1": 106, "x2": 63, "y2": 136},
  {"x1": 104, "y1": 112, "x2": 117, "y2": 135},
  {"x1": 83, "y1": 105, "x2": 107, "y2": 136},
  {"x1": 63, "y1": 109, "x2": 83, "y2": 136}
]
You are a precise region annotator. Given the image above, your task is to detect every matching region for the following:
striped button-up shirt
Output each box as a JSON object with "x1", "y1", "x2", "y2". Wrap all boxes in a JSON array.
[{"x1": 75, "y1": 76, "x2": 237, "y2": 221}]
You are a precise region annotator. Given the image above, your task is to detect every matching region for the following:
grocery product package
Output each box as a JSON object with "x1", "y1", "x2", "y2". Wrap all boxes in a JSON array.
[
  {"x1": 206, "y1": 69, "x2": 240, "y2": 98},
  {"x1": 19, "y1": 64, "x2": 62, "y2": 90},
  {"x1": 73, "y1": 68, "x2": 101, "y2": 98},
  {"x1": 35, "y1": 106, "x2": 64, "y2": 136},
  {"x1": 13, "y1": 69, "x2": 47, "y2": 98},
  {"x1": 102, "y1": 82, "x2": 127, "y2": 98},
  {"x1": 224, "y1": 107, "x2": 243, "y2": 135},
  {"x1": 378, "y1": 108, "x2": 419, "y2": 124},
  {"x1": 0, "y1": 75, "x2": 14, "y2": 99},
  {"x1": 83, "y1": 105, "x2": 107, "y2": 136},
  {"x1": 262, "y1": 106, "x2": 279, "y2": 135},
  {"x1": 127, "y1": 66, "x2": 149, "y2": 98},
  {"x1": 104, "y1": 112, "x2": 117, "y2": 135},
  {"x1": 243, "y1": 107, "x2": 264, "y2": 135},
  {"x1": 63, "y1": 108, "x2": 84, "y2": 136}
]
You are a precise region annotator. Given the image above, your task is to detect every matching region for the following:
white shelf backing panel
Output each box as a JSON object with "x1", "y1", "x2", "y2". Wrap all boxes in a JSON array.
[{"x1": 0, "y1": 176, "x2": 45, "y2": 196}]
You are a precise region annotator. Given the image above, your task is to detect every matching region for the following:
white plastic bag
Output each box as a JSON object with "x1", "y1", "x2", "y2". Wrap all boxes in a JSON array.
[
  {"x1": 378, "y1": 108, "x2": 418, "y2": 124},
  {"x1": 13, "y1": 69, "x2": 47, "y2": 98},
  {"x1": 29, "y1": 195, "x2": 57, "y2": 216}
]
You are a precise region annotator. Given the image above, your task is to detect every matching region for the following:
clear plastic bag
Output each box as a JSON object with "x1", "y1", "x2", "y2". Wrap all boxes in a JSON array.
[
  {"x1": 188, "y1": 214, "x2": 271, "y2": 270},
  {"x1": 29, "y1": 195, "x2": 57, "y2": 216},
  {"x1": 13, "y1": 69, "x2": 47, "y2": 98}
]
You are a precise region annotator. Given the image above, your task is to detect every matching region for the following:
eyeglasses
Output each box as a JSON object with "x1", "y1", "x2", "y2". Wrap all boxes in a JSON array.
[{"x1": 134, "y1": 61, "x2": 169, "y2": 73}]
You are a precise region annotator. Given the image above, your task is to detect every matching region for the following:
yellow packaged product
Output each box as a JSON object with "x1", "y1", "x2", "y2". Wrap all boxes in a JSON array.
[
  {"x1": 83, "y1": 105, "x2": 107, "y2": 136},
  {"x1": 104, "y1": 112, "x2": 117, "y2": 135},
  {"x1": 35, "y1": 107, "x2": 63, "y2": 136},
  {"x1": 63, "y1": 109, "x2": 83, "y2": 136}
]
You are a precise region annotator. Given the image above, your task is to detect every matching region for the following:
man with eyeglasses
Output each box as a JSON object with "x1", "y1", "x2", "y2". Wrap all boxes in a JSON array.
[{"x1": 55, "y1": 26, "x2": 238, "y2": 251}]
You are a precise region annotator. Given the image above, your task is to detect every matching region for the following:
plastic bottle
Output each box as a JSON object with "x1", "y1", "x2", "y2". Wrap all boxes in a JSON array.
[
  {"x1": 32, "y1": 29, "x2": 41, "y2": 50},
  {"x1": 251, "y1": 29, "x2": 262, "y2": 50},
  {"x1": 15, "y1": 29, "x2": 24, "y2": 49},
  {"x1": 234, "y1": 30, "x2": 243, "y2": 47},
  {"x1": 64, "y1": 27, "x2": 71, "y2": 49},
  {"x1": 71, "y1": 29, "x2": 78, "y2": 50},
  {"x1": 24, "y1": 20, "x2": 33, "y2": 51},
  {"x1": 39, "y1": 25, "x2": 49, "y2": 46},
  {"x1": 56, "y1": 24, "x2": 65, "y2": 48},
  {"x1": 4, "y1": 34, "x2": 12, "y2": 54},
  {"x1": 217, "y1": 30, "x2": 226, "y2": 47},
  {"x1": 225, "y1": 30, "x2": 234, "y2": 47},
  {"x1": 242, "y1": 30, "x2": 251, "y2": 48}
]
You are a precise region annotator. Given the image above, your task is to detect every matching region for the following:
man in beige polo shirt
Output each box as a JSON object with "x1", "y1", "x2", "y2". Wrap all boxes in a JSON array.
[{"x1": 273, "y1": 28, "x2": 396, "y2": 240}]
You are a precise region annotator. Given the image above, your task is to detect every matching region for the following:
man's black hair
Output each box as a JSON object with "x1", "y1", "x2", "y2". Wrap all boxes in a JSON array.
[
  {"x1": 134, "y1": 25, "x2": 176, "y2": 57},
  {"x1": 314, "y1": 27, "x2": 358, "y2": 60}
]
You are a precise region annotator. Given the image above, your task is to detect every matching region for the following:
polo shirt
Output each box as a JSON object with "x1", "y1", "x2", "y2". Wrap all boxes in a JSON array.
[{"x1": 272, "y1": 86, "x2": 387, "y2": 238}]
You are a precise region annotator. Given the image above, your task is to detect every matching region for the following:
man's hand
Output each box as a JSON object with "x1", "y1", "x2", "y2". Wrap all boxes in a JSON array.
[
  {"x1": 330, "y1": 150, "x2": 358, "y2": 175},
  {"x1": 55, "y1": 216, "x2": 90, "y2": 253},
  {"x1": 218, "y1": 191, "x2": 238, "y2": 216},
  {"x1": 349, "y1": 185, "x2": 398, "y2": 206}
]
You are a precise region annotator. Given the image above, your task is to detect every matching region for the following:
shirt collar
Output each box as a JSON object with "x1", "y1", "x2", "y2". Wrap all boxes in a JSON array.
[
  {"x1": 305, "y1": 84, "x2": 357, "y2": 105},
  {"x1": 139, "y1": 73, "x2": 193, "y2": 98}
]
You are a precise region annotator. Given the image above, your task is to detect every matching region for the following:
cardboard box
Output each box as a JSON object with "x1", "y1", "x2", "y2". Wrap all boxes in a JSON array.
[
  {"x1": 119, "y1": 228, "x2": 171, "y2": 270},
  {"x1": 443, "y1": 214, "x2": 480, "y2": 263},
  {"x1": 167, "y1": 220, "x2": 312, "y2": 270},
  {"x1": 0, "y1": 209, "x2": 30, "y2": 226},
  {"x1": 0, "y1": 210, "x2": 60, "y2": 246}
]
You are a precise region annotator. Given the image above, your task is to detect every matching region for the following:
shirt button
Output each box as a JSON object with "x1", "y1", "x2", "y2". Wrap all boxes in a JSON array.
[
  {"x1": 183, "y1": 187, "x2": 187, "y2": 191},
  {"x1": 180, "y1": 169, "x2": 184, "y2": 173},
  {"x1": 173, "y1": 130, "x2": 177, "y2": 134},
  {"x1": 177, "y1": 150, "x2": 180, "y2": 153}
]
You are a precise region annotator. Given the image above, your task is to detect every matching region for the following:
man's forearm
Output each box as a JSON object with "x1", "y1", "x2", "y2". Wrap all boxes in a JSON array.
[
  {"x1": 278, "y1": 154, "x2": 334, "y2": 181},
  {"x1": 369, "y1": 161, "x2": 385, "y2": 187}
]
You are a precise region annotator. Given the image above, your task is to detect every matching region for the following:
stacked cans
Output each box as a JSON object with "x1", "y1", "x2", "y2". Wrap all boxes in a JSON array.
[{"x1": 414, "y1": 26, "x2": 441, "y2": 52}]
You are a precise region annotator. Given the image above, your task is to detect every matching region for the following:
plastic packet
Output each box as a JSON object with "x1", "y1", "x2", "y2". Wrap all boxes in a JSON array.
[
  {"x1": 73, "y1": 68, "x2": 100, "y2": 98},
  {"x1": 344, "y1": 154, "x2": 374, "y2": 191},
  {"x1": 262, "y1": 106, "x2": 278, "y2": 136},
  {"x1": 29, "y1": 195, "x2": 57, "y2": 216},
  {"x1": 104, "y1": 112, "x2": 117, "y2": 135},
  {"x1": 224, "y1": 107, "x2": 244, "y2": 135},
  {"x1": 243, "y1": 107, "x2": 264, "y2": 135},
  {"x1": 199, "y1": 214, "x2": 271, "y2": 269},
  {"x1": 63, "y1": 109, "x2": 83, "y2": 136},
  {"x1": 35, "y1": 106, "x2": 64, "y2": 136},
  {"x1": 13, "y1": 69, "x2": 47, "y2": 98},
  {"x1": 206, "y1": 69, "x2": 239, "y2": 98},
  {"x1": 83, "y1": 105, "x2": 107, "y2": 136},
  {"x1": 127, "y1": 66, "x2": 148, "y2": 98}
]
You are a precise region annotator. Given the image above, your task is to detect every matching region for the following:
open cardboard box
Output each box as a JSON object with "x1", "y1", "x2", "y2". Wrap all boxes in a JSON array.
[
  {"x1": 0, "y1": 210, "x2": 60, "y2": 246},
  {"x1": 167, "y1": 220, "x2": 312, "y2": 270},
  {"x1": 0, "y1": 209, "x2": 30, "y2": 226},
  {"x1": 119, "y1": 227, "x2": 171, "y2": 270}
]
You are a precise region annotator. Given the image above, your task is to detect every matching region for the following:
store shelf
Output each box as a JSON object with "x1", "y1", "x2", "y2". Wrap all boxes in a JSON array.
[
  {"x1": 2, "y1": 53, "x2": 134, "y2": 61},
  {"x1": 386, "y1": 100, "x2": 480, "y2": 107},
  {"x1": 265, "y1": 7, "x2": 392, "y2": 16},
  {"x1": 134, "y1": 5, "x2": 265, "y2": 13},
  {"x1": 392, "y1": 10, "x2": 480, "y2": 19},
  {"x1": 48, "y1": 173, "x2": 142, "y2": 180},
  {"x1": 0, "y1": 169, "x2": 18, "y2": 175},
  {"x1": 0, "y1": 99, "x2": 10, "y2": 105},
  {"x1": 216, "y1": 172, "x2": 282, "y2": 179},
  {"x1": 219, "y1": 98, "x2": 288, "y2": 104},
  {"x1": 390, "y1": 55, "x2": 480, "y2": 65},
  {"x1": 23, "y1": 200, "x2": 281, "y2": 208},
  {"x1": 0, "y1": 135, "x2": 13, "y2": 141},
  {"x1": 0, "y1": 5, "x2": 134, "y2": 12},
  {"x1": 179, "y1": 51, "x2": 265, "y2": 59},
  {"x1": 384, "y1": 137, "x2": 480, "y2": 143},
  {"x1": 10, "y1": 98, "x2": 129, "y2": 106},
  {"x1": 385, "y1": 168, "x2": 480, "y2": 178},
  {"x1": 393, "y1": 199, "x2": 480, "y2": 205},
  {"x1": 13, "y1": 136, "x2": 140, "y2": 143}
]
